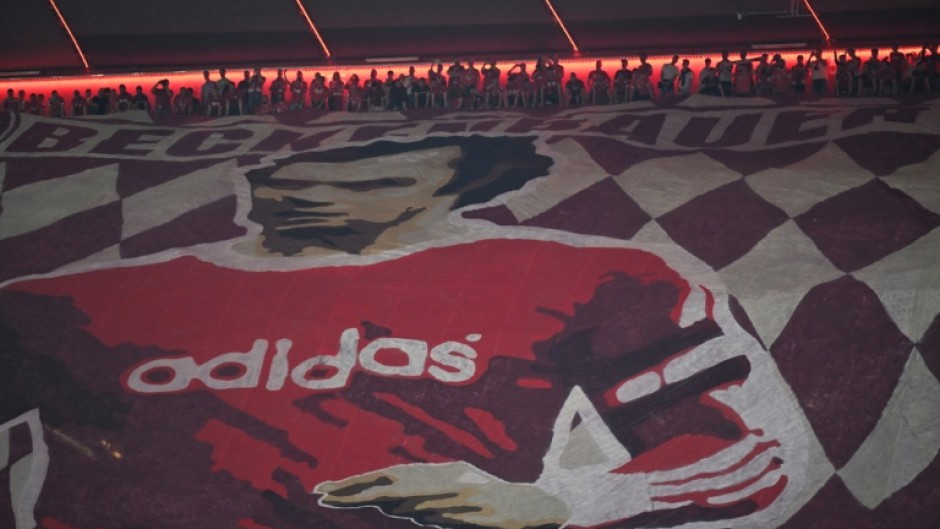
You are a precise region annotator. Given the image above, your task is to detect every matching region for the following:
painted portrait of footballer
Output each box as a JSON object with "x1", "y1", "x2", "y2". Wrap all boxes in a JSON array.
[{"x1": 0, "y1": 131, "x2": 824, "y2": 529}]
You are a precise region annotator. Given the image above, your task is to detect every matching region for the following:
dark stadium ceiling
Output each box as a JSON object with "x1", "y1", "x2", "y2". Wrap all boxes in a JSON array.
[{"x1": 1, "y1": 0, "x2": 938, "y2": 75}]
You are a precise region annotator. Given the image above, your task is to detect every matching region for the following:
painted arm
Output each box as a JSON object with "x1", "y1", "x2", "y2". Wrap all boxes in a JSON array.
[{"x1": 315, "y1": 385, "x2": 784, "y2": 529}]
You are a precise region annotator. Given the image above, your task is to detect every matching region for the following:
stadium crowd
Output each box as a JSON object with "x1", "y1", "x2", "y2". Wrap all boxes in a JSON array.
[{"x1": 2, "y1": 45, "x2": 938, "y2": 118}]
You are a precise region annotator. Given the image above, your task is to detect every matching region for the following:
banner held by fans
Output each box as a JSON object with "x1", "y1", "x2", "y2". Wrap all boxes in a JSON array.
[{"x1": 1, "y1": 96, "x2": 939, "y2": 529}]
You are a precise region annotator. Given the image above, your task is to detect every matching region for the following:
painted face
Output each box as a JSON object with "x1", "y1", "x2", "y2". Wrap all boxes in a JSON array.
[{"x1": 248, "y1": 146, "x2": 461, "y2": 255}]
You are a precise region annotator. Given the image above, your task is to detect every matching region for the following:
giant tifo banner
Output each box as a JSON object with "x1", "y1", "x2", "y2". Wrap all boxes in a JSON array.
[{"x1": 1, "y1": 96, "x2": 939, "y2": 529}]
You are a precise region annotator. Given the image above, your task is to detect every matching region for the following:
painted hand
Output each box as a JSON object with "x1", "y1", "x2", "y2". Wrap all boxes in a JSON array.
[
  {"x1": 314, "y1": 461, "x2": 570, "y2": 529},
  {"x1": 536, "y1": 431, "x2": 785, "y2": 527}
]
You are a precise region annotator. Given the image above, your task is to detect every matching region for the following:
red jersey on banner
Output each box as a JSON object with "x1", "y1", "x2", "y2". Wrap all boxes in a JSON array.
[{"x1": 5, "y1": 237, "x2": 809, "y2": 529}]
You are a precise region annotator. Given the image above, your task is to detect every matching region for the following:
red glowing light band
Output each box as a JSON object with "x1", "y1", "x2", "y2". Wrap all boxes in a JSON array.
[
  {"x1": 48, "y1": 0, "x2": 90, "y2": 70},
  {"x1": 543, "y1": 0, "x2": 580, "y2": 55},
  {"x1": 293, "y1": 0, "x2": 332, "y2": 59},
  {"x1": 802, "y1": 0, "x2": 832, "y2": 46}
]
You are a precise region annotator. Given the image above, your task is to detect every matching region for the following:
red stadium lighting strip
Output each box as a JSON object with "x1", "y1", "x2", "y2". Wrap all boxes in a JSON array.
[
  {"x1": 48, "y1": 0, "x2": 90, "y2": 70},
  {"x1": 5, "y1": 46, "x2": 923, "y2": 103},
  {"x1": 802, "y1": 0, "x2": 832, "y2": 47},
  {"x1": 543, "y1": 0, "x2": 580, "y2": 55},
  {"x1": 293, "y1": 0, "x2": 332, "y2": 59}
]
